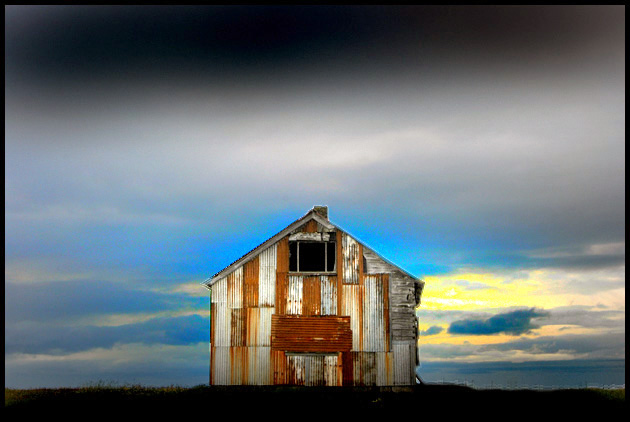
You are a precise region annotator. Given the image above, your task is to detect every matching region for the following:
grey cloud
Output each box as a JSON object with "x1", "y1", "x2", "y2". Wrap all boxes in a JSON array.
[
  {"x1": 448, "y1": 308, "x2": 549, "y2": 336},
  {"x1": 419, "y1": 332, "x2": 625, "y2": 362},
  {"x1": 5, "y1": 314, "x2": 209, "y2": 355},
  {"x1": 4, "y1": 280, "x2": 207, "y2": 323},
  {"x1": 545, "y1": 306, "x2": 625, "y2": 330},
  {"x1": 478, "y1": 333, "x2": 626, "y2": 360},
  {"x1": 419, "y1": 326, "x2": 444, "y2": 336},
  {"x1": 5, "y1": 342, "x2": 209, "y2": 389}
]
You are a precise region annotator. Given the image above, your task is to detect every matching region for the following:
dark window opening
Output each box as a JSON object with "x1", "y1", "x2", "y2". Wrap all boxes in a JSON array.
[{"x1": 288, "y1": 241, "x2": 336, "y2": 272}]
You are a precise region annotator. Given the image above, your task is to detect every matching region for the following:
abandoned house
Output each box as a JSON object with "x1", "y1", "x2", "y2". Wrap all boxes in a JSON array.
[{"x1": 202, "y1": 206, "x2": 424, "y2": 386}]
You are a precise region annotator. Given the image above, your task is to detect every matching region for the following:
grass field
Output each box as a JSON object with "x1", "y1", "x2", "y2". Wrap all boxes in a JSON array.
[{"x1": 5, "y1": 384, "x2": 625, "y2": 416}]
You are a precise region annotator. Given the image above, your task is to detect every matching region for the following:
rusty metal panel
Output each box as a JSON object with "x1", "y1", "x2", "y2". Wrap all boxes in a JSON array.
[
  {"x1": 342, "y1": 233, "x2": 360, "y2": 284},
  {"x1": 276, "y1": 236, "x2": 289, "y2": 273},
  {"x1": 285, "y1": 354, "x2": 338, "y2": 386},
  {"x1": 304, "y1": 219, "x2": 318, "y2": 233},
  {"x1": 271, "y1": 350, "x2": 287, "y2": 385},
  {"x1": 271, "y1": 315, "x2": 352, "y2": 353},
  {"x1": 376, "y1": 352, "x2": 394, "y2": 386},
  {"x1": 213, "y1": 302, "x2": 231, "y2": 347},
  {"x1": 246, "y1": 307, "x2": 274, "y2": 347},
  {"x1": 243, "y1": 256, "x2": 259, "y2": 308},
  {"x1": 351, "y1": 352, "x2": 377, "y2": 386},
  {"x1": 246, "y1": 346, "x2": 271, "y2": 385},
  {"x1": 342, "y1": 352, "x2": 353, "y2": 386},
  {"x1": 302, "y1": 276, "x2": 321, "y2": 316},
  {"x1": 275, "y1": 272, "x2": 288, "y2": 315},
  {"x1": 287, "y1": 354, "x2": 306, "y2": 386},
  {"x1": 324, "y1": 354, "x2": 340, "y2": 386},
  {"x1": 231, "y1": 308, "x2": 247, "y2": 347},
  {"x1": 393, "y1": 340, "x2": 414, "y2": 385},
  {"x1": 320, "y1": 275, "x2": 337, "y2": 315},
  {"x1": 211, "y1": 276, "x2": 227, "y2": 303},
  {"x1": 287, "y1": 275, "x2": 303, "y2": 315},
  {"x1": 227, "y1": 267, "x2": 243, "y2": 309},
  {"x1": 258, "y1": 243, "x2": 276, "y2": 307},
  {"x1": 229, "y1": 346, "x2": 248, "y2": 385}
]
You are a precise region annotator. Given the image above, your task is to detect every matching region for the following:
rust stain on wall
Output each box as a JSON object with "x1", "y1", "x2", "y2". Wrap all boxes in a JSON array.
[
  {"x1": 231, "y1": 308, "x2": 247, "y2": 347},
  {"x1": 276, "y1": 272, "x2": 288, "y2": 315},
  {"x1": 304, "y1": 219, "x2": 318, "y2": 233},
  {"x1": 302, "y1": 276, "x2": 321, "y2": 316},
  {"x1": 276, "y1": 237, "x2": 289, "y2": 273},
  {"x1": 271, "y1": 315, "x2": 352, "y2": 353},
  {"x1": 243, "y1": 256, "x2": 259, "y2": 308}
]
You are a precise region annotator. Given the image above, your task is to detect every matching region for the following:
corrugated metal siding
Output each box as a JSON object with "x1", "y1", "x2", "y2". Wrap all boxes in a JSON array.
[
  {"x1": 227, "y1": 268, "x2": 243, "y2": 309},
  {"x1": 243, "y1": 256, "x2": 259, "y2": 308},
  {"x1": 342, "y1": 233, "x2": 360, "y2": 284},
  {"x1": 211, "y1": 346, "x2": 230, "y2": 385},
  {"x1": 247, "y1": 346, "x2": 271, "y2": 385},
  {"x1": 246, "y1": 307, "x2": 274, "y2": 347},
  {"x1": 303, "y1": 276, "x2": 321, "y2": 316},
  {"x1": 211, "y1": 346, "x2": 272, "y2": 385},
  {"x1": 376, "y1": 351, "x2": 394, "y2": 386},
  {"x1": 213, "y1": 302, "x2": 231, "y2": 347},
  {"x1": 275, "y1": 271, "x2": 288, "y2": 315},
  {"x1": 231, "y1": 308, "x2": 247, "y2": 347},
  {"x1": 363, "y1": 275, "x2": 387, "y2": 352},
  {"x1": 352, "y1": 352, "x2": 376, "y2": 386},
  {"x1": 320, "y1": 275, "x2": 337, "y2": 315},
  {"x1": 271, "y1": 315, "x2": 352, "y2": 353},
  {"x1": 393, "y1": 341, "x2": 415, "y2": 385},
  {"x1": 286, "y1": 354, "x2": 339, "y2": 386},
  {"x1": 211, "y1": 276, "x2": 227, "y2": 304},
  {"x1": 258, "y1": 244, "x2": 276, "y2": 307},
  {"x1": 342, "y1": 284, "x2": 364, "y2": 351},
  {"x1": 287, "y1": 275, "x2": 303, "y2": 315}
]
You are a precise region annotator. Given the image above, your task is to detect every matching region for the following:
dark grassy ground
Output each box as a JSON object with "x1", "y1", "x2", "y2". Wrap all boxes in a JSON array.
[{"x1": 5, "y1": 384, "x2": 625, "y2": 417}]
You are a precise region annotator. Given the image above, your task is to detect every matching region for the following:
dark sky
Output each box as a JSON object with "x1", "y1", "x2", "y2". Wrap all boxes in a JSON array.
[{"x1": 5, "y1": 5, "x2": 625, "y2": 389}]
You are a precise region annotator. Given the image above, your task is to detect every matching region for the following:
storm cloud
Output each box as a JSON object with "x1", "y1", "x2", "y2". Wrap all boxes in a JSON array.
[
  {"x1": 448, "y1": 308, "x2": 549, "y2": 336},
  {"x1": 419, "y1": 326, "x2": 445, "y2": 336}
]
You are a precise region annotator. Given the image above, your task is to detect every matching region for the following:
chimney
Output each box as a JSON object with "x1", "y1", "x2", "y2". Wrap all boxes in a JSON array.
[{"x1": 313, "y1": 205, "x2": 328, "y2": 220}]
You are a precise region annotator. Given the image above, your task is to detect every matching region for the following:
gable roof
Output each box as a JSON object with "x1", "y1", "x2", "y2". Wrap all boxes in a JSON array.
[{"x1": 202, "y1": 207, "x2": 418, "y2": 289}]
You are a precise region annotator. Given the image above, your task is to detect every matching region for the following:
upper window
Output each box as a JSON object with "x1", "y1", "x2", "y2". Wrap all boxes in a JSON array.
[{"x1": 289, "y1": 241, "x2": 336, "y2": 272}]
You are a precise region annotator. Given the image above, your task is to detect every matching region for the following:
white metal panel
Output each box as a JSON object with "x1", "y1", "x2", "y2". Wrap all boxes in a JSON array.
[
  {"x1": 320, "y1": 275, "x2": 337, "y2": 316},
  {"x1": 211, "y1": 276, "x2": 227, "y2": 303},
  {"x1": 213, "y1": 302, "x2": 231, "y2": 347},
  {"x1": 211, "y1": 347, "x2": 230, "y2": 385},
  {"x1": 287, "y1": 275, "x2": 303, "y2": 315},
  {"x1": 258, "y1": 244, "x2": 277, "y2": 307},
  {"x1": 342, "y1": 284, "x2": 363, "y2": 351},
  {"x1": 342, "y1": 233, "x2": 360, "y2": 284}
]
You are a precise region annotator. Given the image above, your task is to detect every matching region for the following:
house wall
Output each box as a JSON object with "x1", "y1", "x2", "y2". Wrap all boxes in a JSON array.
[{"x1": 210, "y1": 220, "x2": 419, "y2": 386}]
